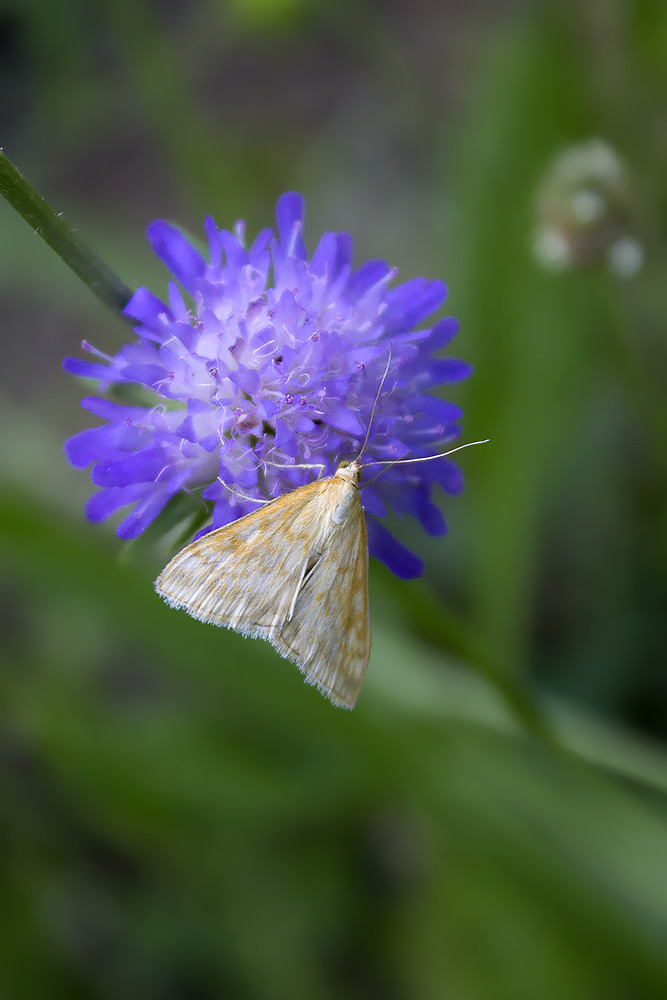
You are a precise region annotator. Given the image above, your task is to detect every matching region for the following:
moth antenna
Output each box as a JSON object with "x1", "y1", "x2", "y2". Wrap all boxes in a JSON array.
[
  {"x1": 360, "y1": 439, "x2": 489, "y2": 486},
  {"x1": 355, "y1": 344, "x2": 393, "y2": 463}
]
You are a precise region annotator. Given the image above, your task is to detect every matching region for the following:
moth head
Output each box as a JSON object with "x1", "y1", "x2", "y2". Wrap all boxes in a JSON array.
[{"x1": 335, "y1": 459, "x2": 362, "y2": 486}]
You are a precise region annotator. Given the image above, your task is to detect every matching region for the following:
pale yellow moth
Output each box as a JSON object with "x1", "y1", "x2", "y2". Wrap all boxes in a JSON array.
[{"x1": 154, "y1": 440, "x2": 486, "y2": 709}]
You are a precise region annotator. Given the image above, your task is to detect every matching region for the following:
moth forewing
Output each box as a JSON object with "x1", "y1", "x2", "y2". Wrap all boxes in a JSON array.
[
  {"x1": 155, "y1": 478, "x2": 332, "y2": 638},
  {"x1": 274, "y1": 471, "x2": 370, "y2": 709},
  {"x1": 155, "y1": 461, "x2": 372, "y2": 708}
]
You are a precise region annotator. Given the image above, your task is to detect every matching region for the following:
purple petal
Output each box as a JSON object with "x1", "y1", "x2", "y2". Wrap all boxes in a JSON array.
[
  {"x1": 123, "y1": 287, "x2": 172, "y2": 340},
  {"x1": 117, "y1": 490, "x2": 171, "y2": 539},
  {"x1": 366, "y1": 517, "x2": 424, "y2": 580},
  {"x1": 220, "y1": 229, "x2": 248, "y2": 271},
  {"x1": 311, "y1": 232, "x2": 354, "y2": 280},
  {"x1": 64, "y1": 423, "x2": 144, "y2": 468},
  {"x1": 414, "y1": 492, "x2": 447, "y2": 535},
  {"x1": 276, "y1": 192, "x2": 307, "y2": 259},
  {"x1": 147, "y1": 221, "x2": 207, "y2": 289},
  {"x1": 80, "y1": 396, "x2": 128, "y2": 419},
  {"x1": 119, "y1": 364, "x2": 170, "y2": 388},
  {"x1": 359, "y1": 485, "x2": 387, "y2": 517},
  {"x1": 419, "y1": 359, "x2": 473, "y2": 387},
  {"x1": 426, "y1": 316, "x2": 460, "y2": 349},
  {"x1": 167, "y1": 282, "x2": 189, "y2": 321},
  {"x1": 64, "y1": 430, "x2": 101, "y2": 469},
  {"x1": 383, "y1": 278, "x2": 447, "y2": 335},
  {"x1": 85, "y1": 484, "x2": 146, "y2": 522},
  {"x1": 63, "y1": 356, "x2": 110, "y2": 380},
  {"x1": 204, "y1": 216, "x2": 222, "y2": 269},
  {"x1": 326, "y1": 402, "x2": 365, "y2": 435},
  {"x1": 412, "y1": 395, "x2": 464, "y2": 423},
  {"x1": 91, "y1": 449, "x2": 167, "y2": 487},
  {"x1": 248, "y1": 228, "x2": 272, "y2": 267},
  {"x1": 347, "y1": 260, "x2": 392, "y2": 299},
  {"x1": 310, "y1": 232, "x2": 339, "y2": 278},
  {"x1": 433, "y1": 460, "x2": 465, "y2": 495},
  {"x1": 232, "y1": 367, "x2": 261, "y2": 394}
]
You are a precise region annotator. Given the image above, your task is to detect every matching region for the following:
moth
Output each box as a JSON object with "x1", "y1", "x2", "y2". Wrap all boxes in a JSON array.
[
  {"x1": 155, "y1": 458, "x2": 369, "y2": 708},
  {"x1": 156, "y1": 339, "x2": 486, "y2": 709},
  {"x1": 154, "y1": 440, "x2": 486, "y2": 709}
]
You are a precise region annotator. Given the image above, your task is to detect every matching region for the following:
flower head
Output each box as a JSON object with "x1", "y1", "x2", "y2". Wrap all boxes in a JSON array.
[{"x1": 64, "y1": 193, "x2": 471, "y2": 579}]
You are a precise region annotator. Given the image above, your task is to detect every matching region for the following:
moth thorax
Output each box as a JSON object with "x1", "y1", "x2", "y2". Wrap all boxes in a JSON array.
[{"x1": 334, "y1": 460, "x2": 362, "y2": 487}]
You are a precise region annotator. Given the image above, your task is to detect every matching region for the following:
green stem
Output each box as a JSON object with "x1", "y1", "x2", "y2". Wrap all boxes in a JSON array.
[{"x1": 0, "y1": 150, "x2": 132, "y2": 314}]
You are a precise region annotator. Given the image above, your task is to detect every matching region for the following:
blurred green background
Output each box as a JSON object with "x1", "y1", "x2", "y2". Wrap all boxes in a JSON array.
[{"x1": 1, "y1": 0, "x2": 666, "y2": 997}]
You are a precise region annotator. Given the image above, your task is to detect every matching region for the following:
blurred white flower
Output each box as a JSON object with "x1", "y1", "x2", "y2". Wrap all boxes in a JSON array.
[
  {"x1": 532, "y1": 139, "x2": 643, "y2": 276},
  {"x1": 608, "y1": 237, "x2": 644, "y2": 277}
]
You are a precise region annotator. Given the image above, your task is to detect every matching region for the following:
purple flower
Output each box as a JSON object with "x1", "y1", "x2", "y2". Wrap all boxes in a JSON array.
[{"x1": 64, "y1": 193, "x2": 472, "y2": 579}]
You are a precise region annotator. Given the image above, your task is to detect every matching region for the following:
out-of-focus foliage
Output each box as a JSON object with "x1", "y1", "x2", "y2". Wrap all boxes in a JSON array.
[{"x1": 1, "y1": 1, "x2": 666, "y2": 998}]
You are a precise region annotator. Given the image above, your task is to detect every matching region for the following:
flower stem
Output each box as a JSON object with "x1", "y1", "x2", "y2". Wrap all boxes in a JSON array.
[{"x1": 0, "y1": 149, "x2": 132, "y2": 315}]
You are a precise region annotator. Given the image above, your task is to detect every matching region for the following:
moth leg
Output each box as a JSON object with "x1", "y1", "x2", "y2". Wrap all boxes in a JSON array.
[
  {"x1": 261, "y1": 457, "x2": 327, "y2": 479},
  {"x1": 219, "y1": 480, "x2": 271, "y2": 506}
]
